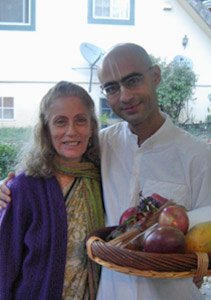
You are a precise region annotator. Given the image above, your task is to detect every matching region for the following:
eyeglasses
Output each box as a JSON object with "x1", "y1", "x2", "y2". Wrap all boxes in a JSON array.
[{"x1": 102, "y1": 67, "x2": 153, "y2": 98}]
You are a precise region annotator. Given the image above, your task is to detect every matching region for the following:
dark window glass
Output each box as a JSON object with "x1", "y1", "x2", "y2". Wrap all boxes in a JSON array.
[
  {"x1": 0, "y1": 0, "x2": 35, "y2": 31},
  {"x1": 100, "y1": 98, "x2": 120, "y2": 119}
]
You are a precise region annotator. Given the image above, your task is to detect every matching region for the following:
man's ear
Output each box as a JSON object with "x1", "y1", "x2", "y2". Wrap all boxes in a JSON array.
[{"x1": 152, "y1": 65, "x2": 161, "y2": 87}]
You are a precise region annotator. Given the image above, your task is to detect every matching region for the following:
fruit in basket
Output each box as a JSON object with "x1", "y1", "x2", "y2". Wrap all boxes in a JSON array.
[
  {"x1": 125, "y1": 235, "x2": 145, "y2": 251},
  {"x1": 125, "y1": 224, "x2": 158, "y2": 251},
  {"x1": 119, "y1": 192, "x2": 167, "y2": 225},
  {"x1": 119, "y1": 206, "x2": 137, "y2": 225},
  {"x1": 158, "y1": 205, "x2": 189, "y2": 234},
  {"x1": 107, "y1": 193, "x2": 167, "y2": 241},
  {"x1": 151, "y1": 193, "x2": 168, "y2": 206},
  {"x1": 185, "y1": 221, "x2": 211, "y2": 253},
  {"x1": 143, "y1": 226, "x2": 186, "y2": 253}
]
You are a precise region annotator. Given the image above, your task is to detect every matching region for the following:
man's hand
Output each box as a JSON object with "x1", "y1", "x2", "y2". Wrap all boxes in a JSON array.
[
  {"x1": 0, "y1": 172, "x2": 15, "y2": 210},
  {"x1": 193, "y1": 276, "x2": 204, "y2": 289}
]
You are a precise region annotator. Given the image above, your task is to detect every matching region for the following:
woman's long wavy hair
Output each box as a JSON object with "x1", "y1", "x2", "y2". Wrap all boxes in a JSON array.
[{"x1": 16, "y1": 81, "x2": 100, "y2": 177}]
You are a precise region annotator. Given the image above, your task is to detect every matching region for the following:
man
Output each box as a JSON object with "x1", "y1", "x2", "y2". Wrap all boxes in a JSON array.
[{"x1": 97, "y1": 43, "x2": 211, "y2": 300}]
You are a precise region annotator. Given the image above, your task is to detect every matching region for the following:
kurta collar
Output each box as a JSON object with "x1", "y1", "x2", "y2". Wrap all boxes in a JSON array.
[{"x1": 125, "y1": 113, "x2": 174, "y2": 150}]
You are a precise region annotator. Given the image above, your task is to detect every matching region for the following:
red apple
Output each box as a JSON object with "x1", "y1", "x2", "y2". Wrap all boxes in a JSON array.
[
  {"x1": 119, "y1": 206, "x2": 137, "y2": 225},
  {"x1": 158, "y1": 205, "x2": 189, "y2": 234},
  {"x1": 143, "y1": 226, "x2": 185, "y2": 253}
]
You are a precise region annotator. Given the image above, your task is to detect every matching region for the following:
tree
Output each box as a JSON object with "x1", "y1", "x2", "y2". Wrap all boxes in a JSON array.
[{"x1": 151, "y1": 56, "x2": 197, "y2": 123}]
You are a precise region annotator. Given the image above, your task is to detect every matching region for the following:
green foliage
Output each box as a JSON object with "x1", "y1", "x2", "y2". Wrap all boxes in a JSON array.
[
  {"x1": 0, "y1": 143, "x2": 20, "y2": 180},
  {"x1": 179, "y1": 122, "x2": 211, "y2": 140},
  {"x1": 206, "y1": 115, "x2": 211, "y2": 123},
  {"x1": 0, "y1": 127, "x2": 32, "y2": 179},
  {"x1": 206, "y1": 95, "x2": 211, "y2": 123},
  {"x1": 100, "y1": 113, "x2": 109, "y2": 127},
  {"x1": 150, "y1": 56, "x2": 197, "y2": 123}
]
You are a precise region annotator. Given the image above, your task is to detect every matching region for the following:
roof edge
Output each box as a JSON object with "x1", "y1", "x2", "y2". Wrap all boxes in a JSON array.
[{"x1": 177, "y1": 0, "x2": 211, "y2": 38}]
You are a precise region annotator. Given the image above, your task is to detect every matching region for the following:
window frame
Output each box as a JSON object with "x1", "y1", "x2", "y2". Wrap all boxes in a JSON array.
[
  {"x1": 88, "y1": 0, "x2": 135, "y2": 25},
  {"x1": 0, "y1": 0, "x2": 35, "y2": 31},
  {"x1": 0, "y1": 97, "x2": 14, "y2": 120}
]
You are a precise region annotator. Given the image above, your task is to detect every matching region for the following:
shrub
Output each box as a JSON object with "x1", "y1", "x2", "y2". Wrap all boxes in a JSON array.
[
  {"x1": 0, "y1": 127, "x2": 32, "y2": 179},
  {"x1": 0, "y1": 143, "x2": 20, "y2": 180}
]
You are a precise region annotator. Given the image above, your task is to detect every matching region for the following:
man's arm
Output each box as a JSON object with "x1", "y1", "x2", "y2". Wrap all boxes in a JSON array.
[{"x1": 0, "y1": 173, "x2": 15, "y2": 210}]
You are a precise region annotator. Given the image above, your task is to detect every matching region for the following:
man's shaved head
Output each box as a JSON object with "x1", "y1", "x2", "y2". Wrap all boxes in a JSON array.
[{"x1": 98, "y1": 43, "x2": 153, "y2": 82}]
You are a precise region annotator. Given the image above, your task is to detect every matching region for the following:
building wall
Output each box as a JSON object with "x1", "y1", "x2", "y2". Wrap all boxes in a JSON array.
[{"x1": 0, "y1": 0, "x2": 211, "y2": 127}]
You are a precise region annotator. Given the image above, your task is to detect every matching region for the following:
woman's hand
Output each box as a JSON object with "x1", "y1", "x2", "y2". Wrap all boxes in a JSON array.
[{"x1": 0, "y1": 172, "x2": 15, "y2": 211}]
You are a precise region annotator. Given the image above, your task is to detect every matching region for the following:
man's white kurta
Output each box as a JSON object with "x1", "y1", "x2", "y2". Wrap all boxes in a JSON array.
[{"x1": 97, "y1": 115, "x2": 211, "y2": 300}]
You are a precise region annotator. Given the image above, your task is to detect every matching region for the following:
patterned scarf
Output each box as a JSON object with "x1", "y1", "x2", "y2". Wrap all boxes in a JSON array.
[{"x1": 53, "y1": 156, "x2": 105, "y2": 300}]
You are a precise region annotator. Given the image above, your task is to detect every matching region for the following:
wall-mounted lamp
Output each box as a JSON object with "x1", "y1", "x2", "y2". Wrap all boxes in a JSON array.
[
  {"x1": 182, "y1": 35, "x2": 188, "y2": 49},
  {"x1": 163, "y1": 0, "x2": 173, "y2": 10}
]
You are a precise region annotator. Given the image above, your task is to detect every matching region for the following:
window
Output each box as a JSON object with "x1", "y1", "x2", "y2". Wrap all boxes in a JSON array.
[
  {"x1": 88, "y1": 0, "x2": 135, "y2": 25},
  {"x1": 100, "y1": 97, "x2": 120, "y2": 120},
  {"x1": 0, "y1": 0, "x2": 35, "y2": 31},
  {"x1": 0, "y1": 97, "x2": 14, "y2": 119}
]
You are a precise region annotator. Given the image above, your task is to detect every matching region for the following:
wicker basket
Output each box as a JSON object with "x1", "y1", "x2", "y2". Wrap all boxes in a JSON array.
[{"x1": 86, "y1": 226, "x2": 211, "y2": 279}]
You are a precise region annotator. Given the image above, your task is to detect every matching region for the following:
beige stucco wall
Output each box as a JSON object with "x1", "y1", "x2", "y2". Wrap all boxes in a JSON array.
[{"x1": 0, "y1": 0, "x2": 210, "y2": 127}]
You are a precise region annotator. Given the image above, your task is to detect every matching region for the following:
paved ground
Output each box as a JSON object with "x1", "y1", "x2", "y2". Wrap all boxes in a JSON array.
[{"x1": 200, "y1": 276, "x2": 211, "y2": 299}]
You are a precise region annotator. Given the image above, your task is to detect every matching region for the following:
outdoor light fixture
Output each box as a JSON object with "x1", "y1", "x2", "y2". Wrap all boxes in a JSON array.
[{"x1": 182, "y1": 35, "x2": 188, "y2": 49}]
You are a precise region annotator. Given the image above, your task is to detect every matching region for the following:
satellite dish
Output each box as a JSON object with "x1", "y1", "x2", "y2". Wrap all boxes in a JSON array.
[
  {"x1": 80, "y1": 43, "x2": 105, "y2": 92},
  {"x1": 80, "y1": 42, "x2": 104, "y2": 66},
  {"x1": 173, "y1": 55, "x2": 194, "y2": 69}
]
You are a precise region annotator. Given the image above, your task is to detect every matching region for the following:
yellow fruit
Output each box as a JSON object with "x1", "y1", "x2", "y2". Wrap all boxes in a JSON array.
[{"x1": 185, "y1": 221, "x2": 211, "y2": 253}]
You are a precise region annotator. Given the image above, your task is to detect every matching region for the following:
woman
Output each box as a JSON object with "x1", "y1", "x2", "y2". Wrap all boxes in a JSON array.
[{"x1": 0, "y1": 81, "x2": 104, "y2": 300}]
